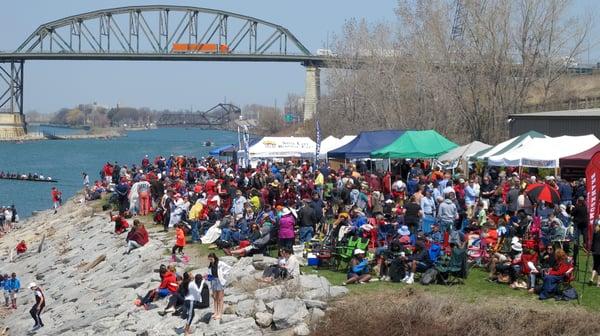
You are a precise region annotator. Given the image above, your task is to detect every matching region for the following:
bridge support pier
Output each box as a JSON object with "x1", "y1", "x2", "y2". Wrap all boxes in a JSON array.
[
  {"x1": 303, "y1": 65, "x2": 320, "y2": 121},
  {"x1": 0, "y1": 60, "x2": 27, "y2": 139}
]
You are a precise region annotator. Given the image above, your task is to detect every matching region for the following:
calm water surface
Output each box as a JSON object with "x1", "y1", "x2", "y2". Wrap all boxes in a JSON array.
[{"x1": 0, "y1": 128, "x2": 237, "y2": 218}]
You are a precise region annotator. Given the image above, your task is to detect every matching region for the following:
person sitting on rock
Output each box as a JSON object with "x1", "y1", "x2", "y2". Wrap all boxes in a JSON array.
[
  {"x1": 158, "y1": 272, "x2": 191, "y2": 316},
  {"x1": 262, "y1": 248, "x2": 301, "y2": 283},
  {"x1": 125, "y1": 220, "x2": 149, "y2": 254},
  {"x1": 16, "y1": 240, "x2": 27, "y2": 254},
  {"x1": 139, "y1": 265, "x2": 179, "y2": 309},
  {"x1": 110, "y1": 211, "x2": 129, "y2": 234},
  {"x1": 343, "y1": 249, "x2": 372, "y2": 285}
]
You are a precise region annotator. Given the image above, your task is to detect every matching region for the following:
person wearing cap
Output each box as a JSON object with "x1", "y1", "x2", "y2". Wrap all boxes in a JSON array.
[
  {"x1": 488, "y1": 238, "x2": 522, "y2": 287},
  {"x1": 28, "y1": 282, "x2": 45, "y2": 330},
  {"x1": 343, "y1": 249, "x2": 371, "y2": 285},
  {"x1": 278, "y1": 207, "x2": 297, "y2": 250}
]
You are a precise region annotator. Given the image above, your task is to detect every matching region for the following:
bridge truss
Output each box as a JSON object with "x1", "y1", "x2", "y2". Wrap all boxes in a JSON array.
[
  {"x1": 156, "y1": 103, "x2": 242, "y2": 128},
  {"x1": 0, "y1": 5, "x2": 318, "y2": 116}
]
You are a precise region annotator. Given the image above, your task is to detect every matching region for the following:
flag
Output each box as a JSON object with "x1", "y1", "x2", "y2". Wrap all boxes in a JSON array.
[
  {"x1": 315, "y1": 119, "x2": 321, "y2": 167},
  {"x1": 585, "y1": 151, "x2": 600, "y2": 250}
]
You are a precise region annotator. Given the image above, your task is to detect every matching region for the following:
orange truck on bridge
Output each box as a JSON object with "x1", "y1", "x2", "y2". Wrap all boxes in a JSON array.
[{"x1": 171, "y1": 43, "x2": 229, "y2": 53}]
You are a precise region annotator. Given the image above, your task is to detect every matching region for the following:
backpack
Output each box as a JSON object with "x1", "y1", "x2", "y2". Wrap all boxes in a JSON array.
[{"x1": 420, "y1": 268, "x2": 438, "y2": 285}]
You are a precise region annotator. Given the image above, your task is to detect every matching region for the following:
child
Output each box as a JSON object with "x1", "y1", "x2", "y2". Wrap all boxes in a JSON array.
[
  {"x1": 16, "y1": 240, "x2": 27, "y2": 254},
  {"x1": 172, "y1": 223, "x2": 186, "y2": 260}
]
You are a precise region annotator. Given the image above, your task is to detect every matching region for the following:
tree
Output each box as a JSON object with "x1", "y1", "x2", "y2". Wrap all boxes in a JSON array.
[{"x1": 322, "y1": 0, "x2": 590, "y2": 144}]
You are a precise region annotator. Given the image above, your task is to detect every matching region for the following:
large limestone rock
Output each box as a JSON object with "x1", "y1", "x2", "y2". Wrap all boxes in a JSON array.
[
  {"x1": 299, "y1": 274, "x2": 332, "y2": 300},
  {"x1": 254, "y1": 285, "x2": 284, "y2": 302},
  {"x1": 205, "y1": 317, "x2": 262, "y2": 336},
  {"x1": 255, "y1": 312, "x2": 273, "y2": 328},
  {"x1": 272, "y1": 298, "x2": 309, "y2": 330}
]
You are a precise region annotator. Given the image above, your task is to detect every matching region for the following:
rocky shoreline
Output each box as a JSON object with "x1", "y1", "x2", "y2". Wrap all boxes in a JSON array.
[{"x1": 0, "y1": 196, "x2": 347, "y2": 335}]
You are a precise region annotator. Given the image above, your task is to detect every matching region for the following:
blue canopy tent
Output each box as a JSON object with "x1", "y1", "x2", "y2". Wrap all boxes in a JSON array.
[
  {"x1": 327, "y1": 130, "x2": 405, "y2": 159},
  {"x1": 209, "y1": 144, "x2": 237, "y2": 156}
]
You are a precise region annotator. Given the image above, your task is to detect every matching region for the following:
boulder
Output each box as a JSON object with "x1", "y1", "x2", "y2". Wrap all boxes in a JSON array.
[
  {"x1": 235, "y1": 299, "x2": 256, "y2": 317},
  {"x1": 229, "y1": 264, "x2": 257, "y2": 283},
  {"x1": 252, "y1": 256, "x2": 279, "y2": 270},
  {"x1": 309, "y1": 307, "x2": 325, "y2": 325},
  {"x1": 301, "y1": 288, "x2": 329, "y2": 301},
  {"x1": 219, "y1": 256, "x2": 239, "y2": 266},
  {"x1": 299, "y1": 274, "x2": 331, "y2": 291},
  {"x1": 254, "y1": 299, "x2": 267, "y2": 313},
  {"x1": 254, "y1": 285, "x2": 284, "y2": 302},
  {"x1": 272, "y1": 298, "x2": 309, "y2": 330},
  {"x1": 205, "y1": 317, "x2": 262, "y2": 336},
  {"x1": 329, "y1": 286, "x2": 349, "y2": 298},
  {"x1": 293, "y1": 323, "x2": 311, "y2": 336},
  {"x1": 255, "y1": 312, "x2": 273, "y2": 328},
  {"x1": 225, "y1": 294, "x2": 249, "y2": 304},
  {"x1": 303, "y1": 299, "x2": 328, "y2": 310}
]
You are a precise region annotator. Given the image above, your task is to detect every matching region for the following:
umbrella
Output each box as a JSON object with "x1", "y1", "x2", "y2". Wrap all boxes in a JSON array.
[{"x1": 525, "y1": 183, "x2": 560, "y2": 204}]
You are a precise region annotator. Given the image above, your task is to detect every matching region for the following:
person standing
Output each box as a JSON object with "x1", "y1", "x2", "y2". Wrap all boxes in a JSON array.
[
  {"x1": 28, "y1": 282, "x2": 45, "y2": 330},
  {"x1": 298, "y1": 199, "x2": 317, "y2": 244},
  {"x1": 82, "y1": 172, "x2": 90, "y2": 189},
  {"x1": 207, "y1": 253, "x2": 231, "y2": 320},
  {"x1": 51, "y1": 187, "x2": 62, "y2": 214},
  {"x1": 4, "y1": 272, "x2": 20, "y2": 309},
  {"x1": 571, "y1": 196, "x2": 589, "y2": 248}
]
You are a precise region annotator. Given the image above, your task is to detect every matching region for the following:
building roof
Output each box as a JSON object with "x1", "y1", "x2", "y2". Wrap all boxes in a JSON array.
[{"x1": 510, "y1": 108, "x2": 600, "y2": 118}]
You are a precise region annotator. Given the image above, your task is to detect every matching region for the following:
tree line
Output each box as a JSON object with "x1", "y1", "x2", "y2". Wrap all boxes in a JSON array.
[{"x1": 319, "y1": 0, "x2": 591, "y2": 144}]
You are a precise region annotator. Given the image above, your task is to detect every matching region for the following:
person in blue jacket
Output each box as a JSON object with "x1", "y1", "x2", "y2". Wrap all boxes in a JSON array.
[
  {"x1": 4, "y1": 272, "x2": 20, "y2": 309},
  {"x1": 343, "y1": 249, "x2": 372, "y2": 285}
]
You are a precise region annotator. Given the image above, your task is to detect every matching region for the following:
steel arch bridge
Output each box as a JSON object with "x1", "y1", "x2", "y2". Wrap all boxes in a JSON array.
[{"x1": 0, "y1": 5, "x2": 328, "y2": 132}]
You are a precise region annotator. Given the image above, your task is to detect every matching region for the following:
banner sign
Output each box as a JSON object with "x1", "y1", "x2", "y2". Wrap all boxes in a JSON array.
[{"x1": 585, "y1": 152, "x2": 600, "y2": 250}]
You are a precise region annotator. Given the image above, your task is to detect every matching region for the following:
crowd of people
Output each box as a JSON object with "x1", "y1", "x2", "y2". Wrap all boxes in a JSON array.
[{"x1": 89, "y1": 154, "x2": 594, "y2": 303}]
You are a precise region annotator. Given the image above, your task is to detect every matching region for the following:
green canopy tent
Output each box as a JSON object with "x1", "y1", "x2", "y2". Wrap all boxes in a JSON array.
[{"x1": 371, "y1": 130, "x2": 458, "y2": 159}]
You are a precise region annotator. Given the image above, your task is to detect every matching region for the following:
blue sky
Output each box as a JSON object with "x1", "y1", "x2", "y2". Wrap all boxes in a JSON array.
[{"x1": 0, "y1": 0, "x2": 597, "y2": 114}]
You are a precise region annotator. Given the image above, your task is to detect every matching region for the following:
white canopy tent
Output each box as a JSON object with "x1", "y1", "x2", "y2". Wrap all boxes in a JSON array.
[
  {"x1": 488, "y1": 134, "x2": 600, "y2": 168},
  {"x1": 439, "y1": 141, "x2": 491, "y2": 162},
  {"x1": 248, "y1": 136, "x2": 316, "y2": 159},
  {"x1": 474, "y1": 130, "x2": 547, "y2": 160},
  {"x1": 319, "y1": 135, "x2": 356, "y2": 159}
]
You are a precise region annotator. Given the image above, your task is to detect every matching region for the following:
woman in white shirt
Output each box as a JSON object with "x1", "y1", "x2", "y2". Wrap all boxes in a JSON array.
[
  {"x1": 207, "y1": 253, "x2": 231, "y2": 320},
  {"x1": 183, "y1": 274, "x2": 209, "y2": 336}
]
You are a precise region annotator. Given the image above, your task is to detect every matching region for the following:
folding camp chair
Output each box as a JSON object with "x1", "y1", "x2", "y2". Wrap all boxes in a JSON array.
[
  {"x1": 436, "y1": 246, "x2": 468, "y2": 285},
  {"x1": 332, "y1": 236, "x2": 359, "y2": 270}
]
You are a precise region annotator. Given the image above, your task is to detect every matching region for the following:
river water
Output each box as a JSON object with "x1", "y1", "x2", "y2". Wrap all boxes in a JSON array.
[{"x1": 0, "y1": 127, "x2": 238, "y2": 218}]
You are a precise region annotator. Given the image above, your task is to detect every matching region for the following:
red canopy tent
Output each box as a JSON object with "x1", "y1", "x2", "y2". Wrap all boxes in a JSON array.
[
  {"x1": 560, "y1": 143, "x2": 600, "y2": 168},
  {"x1": 559, "y1": 143, "x2": 600, "y2": 180}
]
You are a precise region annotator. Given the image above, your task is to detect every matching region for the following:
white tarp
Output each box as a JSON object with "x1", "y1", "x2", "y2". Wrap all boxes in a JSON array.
[
  {"x1": 439, "y1": 141, "x2": 491, "y2": 162},
  {"x1": 488, "y1": 135, "x2": 600, "y2": 168},
  {"x1": 319, "y1": 135, "x2": 356, "y2": 159},
  {"x1": 248, "y1": 136, "x2": 316, "y2": 159}
]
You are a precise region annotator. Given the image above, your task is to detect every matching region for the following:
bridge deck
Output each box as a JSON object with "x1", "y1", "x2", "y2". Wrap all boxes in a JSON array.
[{"x1": 0, "y1": 53, "x2": 331, "y2": 66}]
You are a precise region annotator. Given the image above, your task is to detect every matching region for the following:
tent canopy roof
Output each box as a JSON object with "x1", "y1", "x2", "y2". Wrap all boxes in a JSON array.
[
  {"x1": 489, "y1": 134, "x2": 599, "y2": 168},
  {"x1": 328, "y1": 130, "x2": 405, "y2": 159},
  {"x1": 560, "y1": 143, "x2": 600, "y2": 168},
  {"x1": 209, "y1": 144, "x2": 236, "y2": 156},
  {"x1": 438, "y1": 141, "x2": 491, "y2": 162},
  {"x1": 371, "y1": 130, "x2": 458, "y2": 159},
  {"x1": 473, "y1": 130, "x2": 546, "y2": 159}
]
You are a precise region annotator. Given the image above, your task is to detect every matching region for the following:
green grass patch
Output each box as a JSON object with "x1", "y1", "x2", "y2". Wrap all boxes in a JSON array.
[{"x1": 302, "y1": 256, "x2": 600, "y2": 312}]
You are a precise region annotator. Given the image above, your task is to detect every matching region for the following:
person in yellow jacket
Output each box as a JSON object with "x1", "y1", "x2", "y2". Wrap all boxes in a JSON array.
[
  {"x1": 188, "y1": 199, "x2": 204, "y2": 243},
  {"x1": 315, "y1": 170, "x2": 325, "y2": 199}
]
